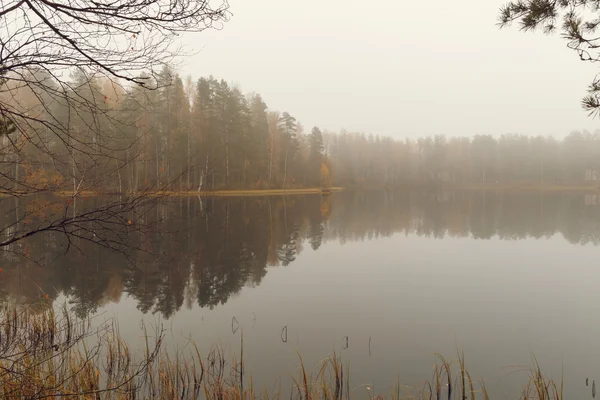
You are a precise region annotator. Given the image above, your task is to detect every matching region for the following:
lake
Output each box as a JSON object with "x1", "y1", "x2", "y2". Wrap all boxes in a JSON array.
[{"x1": 1, "y1": 189, "x2": 599, "y2": 398}]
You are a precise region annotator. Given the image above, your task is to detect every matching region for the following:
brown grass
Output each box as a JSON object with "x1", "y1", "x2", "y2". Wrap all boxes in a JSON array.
[
  {"x1": 52, "y1": 187, "x2": 343, "y2": 198},
  {"x1": 448, "y1": 183, "x2": 600, "y2": 192},
  {"x1": 0, "y1": 304, "x2": 563, "y2": 399}
]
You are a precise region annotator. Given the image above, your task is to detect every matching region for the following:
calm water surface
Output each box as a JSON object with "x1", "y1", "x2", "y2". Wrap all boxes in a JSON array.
[{"x1": 2, "y1": 190, "x2": 600, "y2": 398}]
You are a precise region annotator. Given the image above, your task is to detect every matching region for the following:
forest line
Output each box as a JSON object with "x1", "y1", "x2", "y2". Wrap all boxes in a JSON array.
[{"x1": 3, "y1": 67, "x2": 600, "y2": 196}]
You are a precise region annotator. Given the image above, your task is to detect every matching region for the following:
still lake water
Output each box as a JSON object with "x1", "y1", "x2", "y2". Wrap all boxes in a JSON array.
[{"x1": 2, "y1": 190, "x2": 600, "y2": 398}]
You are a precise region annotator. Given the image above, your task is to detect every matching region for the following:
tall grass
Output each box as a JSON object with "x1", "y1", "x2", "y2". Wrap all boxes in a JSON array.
[{"x1": 0, "y1": 304, "x2": 564, "y2": 399}]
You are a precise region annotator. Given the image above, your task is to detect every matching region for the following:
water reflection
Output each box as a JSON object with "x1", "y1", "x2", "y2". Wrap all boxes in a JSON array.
[{"x1": 1, "y1": 189, "x2": 600, "y2": 316}]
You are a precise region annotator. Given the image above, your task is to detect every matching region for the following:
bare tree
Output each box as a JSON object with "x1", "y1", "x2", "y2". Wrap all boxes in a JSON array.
[{"x1": 0, "y1": 0, "x2": 230, "y2": 251}]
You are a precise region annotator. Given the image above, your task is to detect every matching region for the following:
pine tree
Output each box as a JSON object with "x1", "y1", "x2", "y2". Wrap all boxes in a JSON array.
[
  {"x1": 278, "y1": 112, "x2": 297, "y2": 188},
  {"x1": 309, "y1": 126, "x2": 324, "y2": 186},
  {"x1": 248, "y1": 94, "x2": 269, "y2": 187}
]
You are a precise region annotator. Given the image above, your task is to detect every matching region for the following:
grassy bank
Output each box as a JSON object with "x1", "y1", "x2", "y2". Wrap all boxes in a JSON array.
[
  {"x1": 22, "y1": 184, "x2": 600, "y2": 198},
  {"x1": 343, "y1": 183, "x2": 600, "y2": 193},
  {"x1": 0, "y1": 304, "x2": 564, "y2": 399},
  {"x1": 445, "y1": 183, "x2": 600, "y2": 192},
  {"x1": 187, "y1": 187, "x2": 342, "y2": 197},
  {"x1": 52, "y1": 187, "x2": 343, "y2": 198}
]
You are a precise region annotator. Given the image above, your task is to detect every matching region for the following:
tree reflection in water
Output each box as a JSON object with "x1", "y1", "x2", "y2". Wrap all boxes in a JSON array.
[{"x1": 1, "y1": 189, "x2": 599, "y2": 317}]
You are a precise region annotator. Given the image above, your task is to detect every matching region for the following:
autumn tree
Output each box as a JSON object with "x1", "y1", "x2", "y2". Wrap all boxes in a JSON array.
[
  {"x1": 0, "y1": 0, "x2": 230, "y2": 249},
  {"x1": 267, "y1": 111, "x2": 280, "y2": 188},
  {"x1": 170, "y1": 75, "x2": 191, "y2": 190},
  {"x1": 309, "y1": 126, "x2": 325, "y2": 186},
  {"x1": 278, "y1": 112, "x2": 298, "y2": 188},
  {"x1": 118, "y1": 73, "x2": 159, "y2": 191},
  {"x1": 192, "y1": 77, "x2": 215, "y2": 191},
  {"x1": 0, "y1": 69, "x2": 15, "y2": 137},
  {"x1": 248, "y1": 94, "x2": 270, "y2": 187},
  {"x1": 320, "y1": 162, "x2": 332, "y2": 188}
]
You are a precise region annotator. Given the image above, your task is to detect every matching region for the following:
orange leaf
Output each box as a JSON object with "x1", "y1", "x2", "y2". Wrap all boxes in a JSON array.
[
  {"x1": 127, "y1": 220, "x2": 132, "y2": 225},
  {"x1": 45, "y1": 294, "x2": 49, "y2": 299},
  {"x1": 0, "y1": 268, "x2": 3, "y2": 272}
]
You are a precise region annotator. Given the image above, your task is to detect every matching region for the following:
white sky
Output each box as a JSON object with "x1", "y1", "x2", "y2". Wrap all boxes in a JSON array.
[{"x1": 179, "y1": 0, "x2": 600, "y2": 139}]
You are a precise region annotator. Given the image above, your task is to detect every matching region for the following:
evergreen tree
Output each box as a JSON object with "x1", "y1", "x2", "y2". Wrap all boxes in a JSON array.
[
  {"x1": 309, "y1": 126, "x2": 324, "y2": 186},
  {"x1": 278, "y1": 112, "x2": 298, "y2": 188}
]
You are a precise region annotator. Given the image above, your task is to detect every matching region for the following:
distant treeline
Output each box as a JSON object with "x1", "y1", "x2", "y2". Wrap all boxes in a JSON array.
[
  {"x1": 2, "y1": 190, "x2": 600, "y2": 316},
  {"x1": 3, "y1": 67, "x2": 600, "y2": 192},
  {"x1": 328, "y1": 131, "x2": 600, "y2": 188}
]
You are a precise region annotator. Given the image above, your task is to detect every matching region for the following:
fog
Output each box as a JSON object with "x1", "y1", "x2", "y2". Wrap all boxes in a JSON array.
[{"x1": 179, "y1": 0, "x2": 599, "y2": 139}]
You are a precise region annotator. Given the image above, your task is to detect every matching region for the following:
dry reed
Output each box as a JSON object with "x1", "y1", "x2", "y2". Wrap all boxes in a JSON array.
[{"x1": 0, "y1": 304, "x2": 564, "y2": 399}]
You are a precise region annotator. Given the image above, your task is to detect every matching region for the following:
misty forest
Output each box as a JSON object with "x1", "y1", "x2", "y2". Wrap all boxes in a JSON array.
[
  {"x1": 5, "y1": 67, "x2": 600, "y2": 194},
  {"x1": 5, "y1": 0, "x2": 600, "y2": 398}
]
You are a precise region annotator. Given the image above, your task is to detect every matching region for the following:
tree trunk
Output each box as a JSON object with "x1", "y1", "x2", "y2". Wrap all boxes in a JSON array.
[
  {"x1": 198, "y1": 154, "x2": 208, "y2": 192},
  {"x1": 135, "y1": 150, "x2": 140, "y2": 192},
  {"x1": 283, "y1": 147, "x2": 288, "y2": 189},
  {"x1": 71, "y1": 143, "x2": 76, "y2": 195},
  {"x1": 14, "y1": 197, "x2": 20, "y2": 240},
  {"x1": 14, "y1": 151, "x2": 19, "y2": 191},
  {"x1": 225, "y1": 138, "x2": 230, "y2": 188},
  {"x1": 268, "y1": 130, "x2": 274, "y2": 188},
  {"x1": 116, "y1": 158, "x2": 122, "y2": 194},
  {"x1": 126, "y1": 149, "x2": 132, "y2": 193},
  {"x1": 167, "y1": 97, "x2": 172, "y2": 185},
  {"x1": 187, "y1": 124, "x2": 191, "y2": 191},
  {"x1": 144, "y1": 129, "x2": 149, "y2": 187},
  {"x1": 243, "y1": 156, "x2": 247, "y2": 187},
  {"x1": 155, "y1": 141, "x2": 160, "y2": 187}
]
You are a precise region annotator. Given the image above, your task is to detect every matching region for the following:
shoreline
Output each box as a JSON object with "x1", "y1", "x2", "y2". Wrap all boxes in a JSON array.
[
  {"x1": 438, "y1": 184, "x2": 600, "y2": 192},
  {"x1": 52, "y1": 187, "x2": 344, "y2": 197},
  {"x1": 14, "y1": 183, "x2": 600, "y2": 198},
  {"x1": 344, "y1": 183, "x2": 600, "y2": 192}
]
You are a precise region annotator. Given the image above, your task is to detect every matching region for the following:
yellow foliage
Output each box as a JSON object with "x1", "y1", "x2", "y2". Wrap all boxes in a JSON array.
[
  {"x1": 24, "y1": 199, "x2": 63, "y2": 224},
  {"x1": 320, "y1": 163, "x2": 331, "y2": 188},
  {"x1": 22, "y1": 165, "x2": 64, "y2": 189},
  {"x1": 320, "y1": 196, "x2": 332, "y2": 218}
]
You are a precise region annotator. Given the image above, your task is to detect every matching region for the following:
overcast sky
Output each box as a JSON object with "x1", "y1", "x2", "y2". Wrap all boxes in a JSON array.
[{"x1": 179, "y1": 0, "x2": 599, "y2": 139}]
